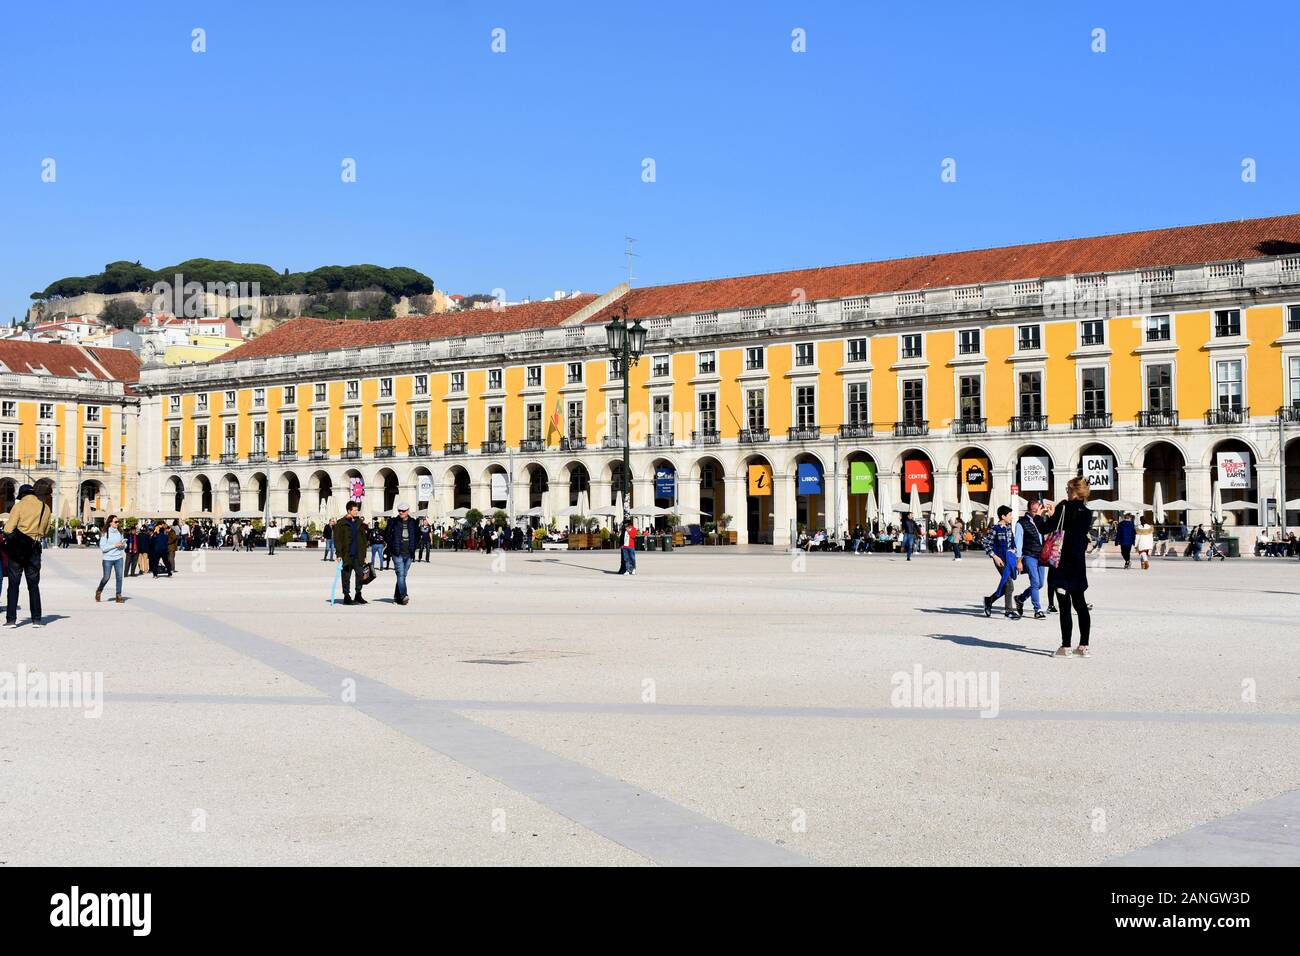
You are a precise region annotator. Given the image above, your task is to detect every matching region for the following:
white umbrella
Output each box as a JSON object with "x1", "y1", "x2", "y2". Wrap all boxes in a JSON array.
[
  {"x1": 908, "y1": 484, "x2": 921, "y2": 521},
  {"x1": 866, "y1": 485, "x2": 879, "y2": 524},
  {"x1": 1211, "y1": 481, "x2": 1223, "y2": 523},
  {"x1": 447, "y1": 507, "x2": 470, "y2": 520},
  {"x1": 1164, "y1": 499, "x2": 1206, "y2": 512},
  {"x1": 930, "y1": 480, "x2": 946, "y2": 521},
  {"x1": 837, "y1": 478, "x2": 849, "y2": 534},
  {"x1": 1287, "y1": 498, "x2": 1300, "y2": 511},
  {"x1": 959, "y1": 482, "x2": 972, "y2": 525},
  {"x1": 554, "y1": 504, "x2": 580, "y2": 518},
  {"x1": 519, "y1": 505, "x2": 544, "y2": 518},
  {"x1": 1153, "y1": 481, "x2": 1165, "y2": 525},
  {"x1": 877, "y1": 480, "x2": 892, "y2": 526},
  {"x1": 1219, "y1": 499, "x2": 1257, "y2": 512}
]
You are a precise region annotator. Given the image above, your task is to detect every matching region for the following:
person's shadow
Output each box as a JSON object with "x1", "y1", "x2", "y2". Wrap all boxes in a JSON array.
[
  {"x1": 917, "y1": 605, "x2": 989, "y2": 619},
  {"x1": 928, "y1": 632, "x2": 1054, "y2": 657}
]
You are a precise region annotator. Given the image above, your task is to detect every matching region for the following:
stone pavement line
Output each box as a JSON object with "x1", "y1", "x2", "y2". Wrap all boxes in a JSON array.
[
  {"x1": 53, "y1": 577, "x2": 809, "y2": 867},
  {"x1": 1105, "y1": 788, "x2": 1300, "y2": 866}
]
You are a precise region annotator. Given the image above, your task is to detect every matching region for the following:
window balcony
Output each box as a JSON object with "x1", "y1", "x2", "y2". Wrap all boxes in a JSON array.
[
  {"x1": 1071, "y1": 413, "x2": 1112, "y2": 430},
  {"x1": 82, "y1": 460, "x2": 105, "y2": 471},
  {"x1": 278, "y1": 449, "x2": 298, "y2": 462},
  {"x1": 309, "y1": 448, "x2": 329, "y2": 461},
  {"x1": 893, "y1": 420, "x2": 929, "y2": 437},
  {"x1": 342, "y1": 446, "x2": 362, "y2": 460},
  {"x1": 165, "y1": 455, "x2": 182, "y2": 467},
  {"x1": 1145, "y1": 328, "x2": 1171, "y2": 342},
  {"x1": 481, "y1": 439, "x2": 506, "y2": 455},
  {"x1": 602, "y1": 435, "x2": 626, "y2": 449},
  {"x1": 220, "y1": 452, "x2": 240, "y2": 464},
  {"x1": 249, "y1": 452, "x2": 268, "y2": 464},
  {"x1": 1136, "y1": 410, "x2": 1179, "y2": 428},
  {"x1": 787, "y1": 426, "x2": 820, "y2": 441},
  {"x1": 648, "y1": 433, "x2": 675, "y2": 447},
  {"x1": 691, "y1": 430, "x2": 720, "y2": 445},
  {"x1": 374, "y1": 445, "x2": 394, "y2": 458},
  {"x1": 1278, "y1": 405, "x2": 1300, "y2": 424},
  {"x1": 838, "y1": 423, "x2": 873, "y2": 439},
  {"x1": 1010, "y1": 414, "x2": 1048, "y2": 432},
  {"x1": 407, "y1": 443, "x2": 431, "y2": 457},
  {"x1": 952, "y1": 417, "x2": 987, "y2": 435},
  {"x1": 191, "y1": 454, "x2": 210, "y2": 466},
  {"x1": 443, "y1": 441, "x2": 467, "y2": 456},
  {"x1": 560, "y1": 436, "x2": 586, "y2": 451},
  {"x1": 740, "y1": 428, "x2": 770, "y2": 443},
  {"x1": 520, "y1": 438, "x2": 545, "y2": 452},
  {"x1": 1205, "y1": 407, "x2": 1248, "y2": 426}
]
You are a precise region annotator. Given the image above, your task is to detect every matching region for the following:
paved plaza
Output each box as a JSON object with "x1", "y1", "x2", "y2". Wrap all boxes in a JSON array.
[{"x1": 3, "y1": 544, "x2": 1298, "y2": 867}]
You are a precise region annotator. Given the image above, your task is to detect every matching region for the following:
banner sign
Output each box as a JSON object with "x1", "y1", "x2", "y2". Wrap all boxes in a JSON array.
[
  {"x1": 747, "y1": 463, "x2": 773, "y2": 496},
  {"x1": 903, "y1": 459, "x2": 932, "y2": 494},
  {"x1": 961, "y1": 457, "x2": 990, "y2": 493},
  {"x1": 849, "y1": 460, "x2": 876, "y2": 494},
  {"x1": 1081, "y1": 455, "x2": 1113, "y2": 491},
  {"x1": 1019, "y1": 456, "x2": 1051, "y2": 492},
  {"x1": 417, "y1": 475, "x2": 434, "y2": 502},
  {"x1": 796, "y1": 462, "x2": 823, "y2": 496},
  {"x1": 1216, "y1": 451, "x2": 1252, "y2": 489},
  {"x1": 491, "y1": 472, "x2": 509, "y2": 502},
  {"x1": 349, "y1": 476, "x2": 365, "y2": 500},
  {"x1": 228, "y1": 482, "x2": 241, "y2": 511},
  {"x1": 655, "y1": 466, "x2": 675, "y2": 499}
]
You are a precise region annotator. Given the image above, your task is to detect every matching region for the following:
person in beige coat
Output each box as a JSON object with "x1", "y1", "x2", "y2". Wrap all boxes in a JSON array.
[{"x1": 1134, "y1": 518, "x2": 1155, "y2": 570}]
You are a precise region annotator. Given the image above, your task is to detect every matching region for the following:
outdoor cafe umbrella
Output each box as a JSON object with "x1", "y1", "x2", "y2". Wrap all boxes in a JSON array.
[
  {"x1": 930, "y1": 482, "x2": 946, "y2": 524},
  {"x1": 1211, "y1": 481, "x2": 1223, "y2": 523},
  {"x1": 866, "y1": 485, "x2": 879, "y2": 524},
  {"x1": 447, "y1": 507, "x2": 470, "y2": 520},
  {"x1": 1153, "y1": 481, "x2": 1166, "y2": 525},
  {"x1": 959, "y1": 482, "x2": 972, "y2": 525},
  {"x1": 876, "y1": 480, "x2": 892, "y2": 527},
  {"x1": 908, "y1": 484, "x2": 922, "y2": 522}
]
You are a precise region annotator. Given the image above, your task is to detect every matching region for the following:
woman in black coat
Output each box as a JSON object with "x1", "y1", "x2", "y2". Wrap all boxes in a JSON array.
[{"x1": 1049, "y1": 476, "x2": 1095, "y2": 657}]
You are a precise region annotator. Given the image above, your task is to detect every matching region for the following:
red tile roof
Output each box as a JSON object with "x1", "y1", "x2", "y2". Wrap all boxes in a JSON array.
[
  {"x1": 584, "y1": 213, "x2": 1300, "y2": 321},
  {"x1": 217, "y1": 295, "x2": 599, "y2": 363},
  {"x1": 0, "y1": 340, "x2": 140, "y2": 384}
]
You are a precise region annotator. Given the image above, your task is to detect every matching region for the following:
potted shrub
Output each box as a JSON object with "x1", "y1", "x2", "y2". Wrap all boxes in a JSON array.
[
  {"x1": 719, "y1": 513, "x2": 736, "y2": 545},
  {"x1": 599, "y1": 526, "x2": 612, "y2": 549}
]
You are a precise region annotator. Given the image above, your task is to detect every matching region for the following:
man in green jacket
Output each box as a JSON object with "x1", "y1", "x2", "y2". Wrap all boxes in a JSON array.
[{"x1": 331, "y1": 500, "x2": 369, "y2": 605}]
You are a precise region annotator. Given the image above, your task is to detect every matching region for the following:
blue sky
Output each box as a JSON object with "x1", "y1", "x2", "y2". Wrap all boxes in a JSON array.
[{"x1": 1, "y1": 0, "x2": 1297, "y2": 323}]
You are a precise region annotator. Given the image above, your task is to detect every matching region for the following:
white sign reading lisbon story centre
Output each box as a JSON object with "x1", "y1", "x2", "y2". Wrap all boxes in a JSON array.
[
  {"x1": 1216, "y1": 451, "x2": 1253, "y2": 489},
  {"x1": 1081, "y1": 454, "x2": 1114, "y2": 491},
  {"x1": 1019, "y1": 456, "x2": 1051, "y2": 491}
]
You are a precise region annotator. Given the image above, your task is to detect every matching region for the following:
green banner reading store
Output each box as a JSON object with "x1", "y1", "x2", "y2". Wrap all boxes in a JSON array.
[{"x1": 850, "y1": 460, "x2": 876, "y2": 494}]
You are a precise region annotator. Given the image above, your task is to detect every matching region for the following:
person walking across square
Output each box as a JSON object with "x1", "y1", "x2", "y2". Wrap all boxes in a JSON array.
[{"x1": 982, "y1": 505, "x2": 1020, "y2": 619}]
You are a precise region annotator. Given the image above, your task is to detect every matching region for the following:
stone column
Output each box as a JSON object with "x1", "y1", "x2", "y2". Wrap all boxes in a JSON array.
[
  {"x1": 773, "y1": 473, "x2": 795, "y2": 549},
  {"x1": 725, "y1": 475, "x2": 747, "y2": 544},
  {"x1": 1184, "y1": 464, "x2": 1213, "y2": 528}
]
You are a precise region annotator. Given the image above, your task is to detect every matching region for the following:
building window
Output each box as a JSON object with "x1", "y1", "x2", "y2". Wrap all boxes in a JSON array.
[
  {"x1": 39, "y1": 402, "x2": 54, "y2": 421},
  {"x1": 169, "y1": 426, "x2": 181, "y2": 457},
  {"x1": 450, "y1": 371, "x2": 465, "y2": 393},
  {"x1": 379, "y1": 411, "x2": 393, "y2": 447},
  {"x1": 224, "y1": 422, "x2": 237, "y2": 455},
  {"x1": 609, "y1": 397, "x2": 626, "y2": 438},
  {"x1": 487, "y1": 406, "x2": 503, "y2": 442},
  {"x1": 608, "y1": 357, "x2": 624, "y2": 380},
  {"x1": 314, "y1": 383, "x2": 327, "y2": 403},
  {"x1": 197, "y1": 393, "x2": 208, "y2": 412},
  {"x1": 1018, "y1": 325, "x2": 1041, "y2": 351},
  {"x1": 746, "y1": 389, "x2": 766, "y2": 429},
  {"x1": 414, "y1": 374, "x2": 428, "y2": 396},
  {"x1": 487, "y1": 369, "x2": 502, "y2": 391},
  {"x1": 346, "y1": 414, "x2": 360, "y2": 447},
  {"x1": 85, "y1": 433, "x2": 100, "y2": 465},
  {"x1": 526, "y1": 365, "x2": 542, "y2": 388},
  {"x1": 847, "y1": 338, "x2": 868, "y2": 363},
  {"x1": 1146, "y1": 364, "x2": 1173, "y2": 412},
  {"x1": 413, "y1": 410, "x2": 428, "y2": 445},
  {"x1": 253, "y1": 388, "x2": 265, "y2": 408},
  {"x1": 196, "y1": 424, "x2": 208, "y2": 457},
  {"x1": 251, "y1": 421, "x2": 265, "y2": 455},
  {"x1": 698, "y1": 351, "x2": 716, "y2": 374},
  {"x1": 566, "y1": 363, "x2": 583, "y2": 385},
  {"x1": 795, "y1": 343, "x2": 815, "y2": 367},
  {"x1": 1082, "y1": 367, "x2": 1107, "y2": 415},
  {"x1": 526, "y1": 403, "x2": 542, "y2": 441},
  {"x1": 1288, "y1": 305, "x2": 1300, "y2": 334},
  {"x1": 1215, "y1": 359, "x2": 1243, "y2": 411},
  {"x1": 448, "y1": 408, "x2": 465, "y2": 443},
  {"x1": 169, "y1": 395, "x2": 180, "y2": 414},
  {"x1": 282, "y1": 419, "x2": 296, "y2": 452},
  {"x1": 902, "y1": 379, "x2": 924, "y2": 423},
  {"x1": 379, "y1": 377, "x2": 393, "y2": 399},
  {"x1": 795, "y1": 386, "x2": 816, "y2": 429},
  {"x1": 652, "y1": 355, "x2": 670, "y2": 378},
  {"x1": 1081, "y1": 320, "x2": 1105, "y2": 347},
  {"x1": 38, "y1": 431, "x2": 54, "y2": 466},
  {"x1": 224, "y1": 390, "x2": 235, "y2": 406},
  {"x1": 1, "y1": 431, "x2": 14, "y2": 463},
  {"x1": 1214, "y1": 309, "x2": 1241, "y2": 338},
  {"x1": 745, "y1": 347, "x2": 765, "y2": 371},
  {"x1": 958, "y1": 329, "x2": 981, "y2": 355},
  {"x1": 698, "y1": 392, "x2": 717, "y2": 433},
  {"x1": 313, "y1": 417, "x2": 327, "y2": 450},
  {"x1": 345, "y1": 380, "x2": 360, "y2": 401},
  {"x1": 900, "y1": 334, "x2": 923, "y2": 359},
  {"x1": 86, "y1": 405, "x2": 101, "y2": 423},
  {"x1": 1289, "y1": 356, "x2": 1300, "y2": 408},
  {"x1": 651, "y1": 395, "x2": 671, "y2": 437},
  {"x1": 959, "y1": 375, "x2": 982, "y2": 422},
  {"x1": 566, "y1": 401, "x2": 583, "y2": 438},
  {"x1": 847, "y1": 382, "x2": 869, "y2": 425},
  {"x1": 1146, "y1": 314, "x2": 1171, "y2": 342},
  {"x1": 283, "y1": 385, "x2": 296, "y2": 405}
]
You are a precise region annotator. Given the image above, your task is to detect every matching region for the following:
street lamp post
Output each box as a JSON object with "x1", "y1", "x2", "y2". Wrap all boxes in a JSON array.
[{"x1": 605, "y1": 304, "x2": 647, "y2": 521}]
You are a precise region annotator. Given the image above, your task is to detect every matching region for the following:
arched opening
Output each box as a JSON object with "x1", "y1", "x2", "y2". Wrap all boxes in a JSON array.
[
  {"x1": 1142, "y1": 441, "x2": 1186, "y2": 528},
  {"x1": 309, "y1": 471, "x2": 333, "y2": 516},
  {"x1": 484, "y1": 465, "x2": 509, "y2": 512},
  {"x1": 651, "y1": 458, "x2": 676, "y2": 509},
  {"x1": 1210, "y1": 438, "x2": 1258, "y2": 527},
  {"x1": 743, "y1": 454, "x2": 774, "y2": 545},
  {"x1": 376, "y1": 468, "x2": 399, "y2": 513},
  {"x1": 277, "y1": 472, "x2": 301, "y2": 516},
  {"x1": 223, "y1": 474, "x2": 243, "y2": 515},
  {"x1": 343, "y1": 469, "x2": 366, "y2": 510},
  {"x1": 79, "y1": 480, "x2": 103, "y2": 525},
  {"x1": 844, "y1": 451, "x2": 878, "y2": 531},
  {"x1": 897, "y1": 448, "x2": 934, "y2": 523},
  {"x1": 695, "y1": 456, "x2": 725, "y2": 526},
  {"x1": 448, "y1": 466, "x2": 471, "y2": 510},
  {"x1": 249, "y1": 472, "x2": 269, "y2": 514},
  {"x1": 567, "y1": 463, "x2": 590, "y2": 508},
  {"x1": 1287, "y1": 437, "x2": 1300, "y2": 528},
  {"x1": 792, "y1": 452, "x2": 826, "y2": 534},
  {"x1": 410, "y1": 466, "x2": 433, "y2": 510},
  {"x1": 953, "y1": 445, "x2": 993, "y2": 515},
  {"x1": 526, "y1": 464, "x2": 549, "y2": 510},
  {"x1": 192, "y1": 475, "x2": 213, "y2": 514},
  {"x1": 608, "y1": 461, "x2": 632, "y2": 507},
  {"x1": 1076, "y1": 442, "x2": 1118, "y2": 505},
  {"x1": 1013, "y1": 445, "x2": 1054, "y2": 503},
  {"x1": 167, "y1": 476, "x2": 185, "y2": 513},
  {"x1": 0, "y1": 478, "x2": 16, "y2": 515}
]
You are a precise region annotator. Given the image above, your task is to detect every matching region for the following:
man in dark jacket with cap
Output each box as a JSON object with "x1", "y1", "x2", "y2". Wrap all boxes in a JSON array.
[{"x1": 384, "y1": 503, "x2": 419, "y2": 605}]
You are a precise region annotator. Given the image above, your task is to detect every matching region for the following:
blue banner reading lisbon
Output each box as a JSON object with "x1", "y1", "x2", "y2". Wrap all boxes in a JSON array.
[{"x1": 796, "y1": 462, "x2": 823, "y2": 496}]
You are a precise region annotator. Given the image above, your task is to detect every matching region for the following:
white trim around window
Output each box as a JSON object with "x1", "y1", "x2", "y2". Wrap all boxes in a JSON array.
[
  {"x1": 1075, "y1": 361, "x2": 1111, "y2": 416},
  {"x1": 1208, "y1": 350, "x2": 1248, "y2": 412},
  {"x1": 1138, "y1": 356, "x2": 1178, "y2": 413}
]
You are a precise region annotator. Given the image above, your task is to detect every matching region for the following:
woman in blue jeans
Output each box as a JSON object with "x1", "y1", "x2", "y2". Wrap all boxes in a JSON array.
[{"x1": 96, "y1": 515, "x2": 127, "y2": 603}]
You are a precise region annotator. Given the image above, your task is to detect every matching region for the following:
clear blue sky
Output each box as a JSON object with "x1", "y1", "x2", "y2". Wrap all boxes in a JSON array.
[{"x1": 1, "y1": 0, "x2": 1297, "y2": 323}]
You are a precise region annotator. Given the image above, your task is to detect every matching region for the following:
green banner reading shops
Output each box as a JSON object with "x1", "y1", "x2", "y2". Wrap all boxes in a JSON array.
[{"x1": 850, "y1": 460, "x2": 876, "y2": 494}]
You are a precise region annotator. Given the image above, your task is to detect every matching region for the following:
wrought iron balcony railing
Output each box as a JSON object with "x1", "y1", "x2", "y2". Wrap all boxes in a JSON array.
[
  {"x1": 1009, "y1": 415, "x2": 1048, "y2": 433},
  {"x1": 342, "y1": 446, "x2": 362, "y2": 460},
  {"x1": 893, "y1": 420, "x2": 929, "y2": 437},
  {"x1": 407, "y1": 443, "x2": 431, "y2": 457},
  {"x1": 165, "y1": 455, "x2": 182, "y2": 467},
  {"x1": 481, "y1": 439, "x2": 506, "y2": 454},
  {"x1": 1278, "y1": 405, "x2": 1300, "y2": 424},
  {"x1": 443, "y1": 441, "x2": 467, "y2": 455},
  {"x1": 191, "y1": 454, "x2": 210, "y2": 466},
  {"x1": 838, "y1": 423, "x2": 872, "y2": 439},
  {"x1": 278, "y1": 449, "x2": 298, "y2": 461},
  {"x1": 787, "y1": 426, "x2": 820, "y2": 441},
  {"x1": 951, "y1": 417, "x2": 987, "y2": 435},
  {"x1": 520, "y1": 438, "x2": 545, "y2": 452},
  {"x1": 1136, "y1": 409, "x2": 1178, "y2": 428},
  {"x1": 739, "y1": 428, "x2": 770, "y2": 443},
  {"x1": 648, "y1": 433, "x2": 674, "y2": 447},
  {"x1": 309, "y1": 448, "x2": 329, "y2": 460},
  {"x1": 1205, "y1": 407, "x2": 1248, "y2": 426},
  {"x1": 220, "y1": 452, "x2": 240, "y2": 464},
  {"x1": 691, "y1": 430, "x2": 720, "y2": 445},
  {"x1": 1071, "y1": 413, "x2": 1112, "y2": 430},
  {"x1": 560, "y1": 436, "x2": 586, "y2": 451},
  {"x1": 374, "y1": 445, "x2": 394, "y2": 458}
]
